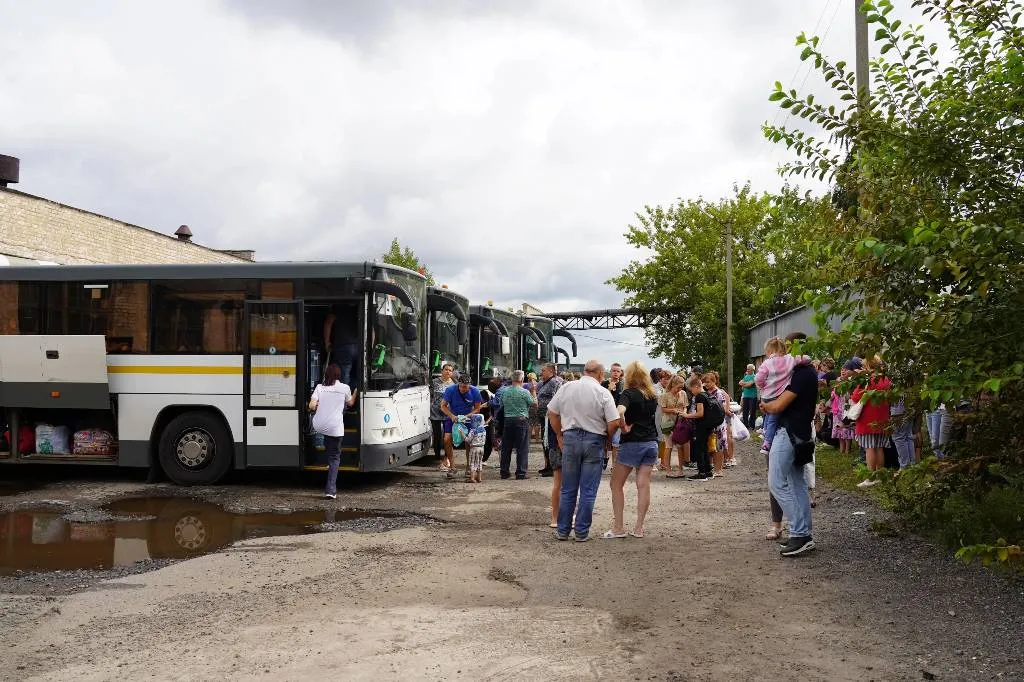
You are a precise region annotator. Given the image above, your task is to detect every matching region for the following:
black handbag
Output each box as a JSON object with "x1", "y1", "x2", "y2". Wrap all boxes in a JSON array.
[{"x1": 787, "y1": 429, "x2": 815, "y2": 468}]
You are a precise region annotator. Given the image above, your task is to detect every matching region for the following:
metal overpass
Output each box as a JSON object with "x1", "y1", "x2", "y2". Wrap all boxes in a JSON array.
[{"x1": 543, "y1": 307, "x2": 687, "y2": 330}]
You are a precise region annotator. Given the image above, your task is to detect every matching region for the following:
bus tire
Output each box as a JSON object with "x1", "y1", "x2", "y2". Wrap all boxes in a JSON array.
[{"x1": 157, "y1": 412, "x2": 233, "y2": 486}]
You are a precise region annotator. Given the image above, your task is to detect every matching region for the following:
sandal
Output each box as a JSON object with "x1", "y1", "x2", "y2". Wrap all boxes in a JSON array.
[
  {"x1": 628, "y1": 530, "x2": 644, "y2": 538},
  {"x1": 765, "y1": 527, "x2": 783, "y2": 540},
  {"x1": 601, "y1": 530, "x2": 628, "y2": 539}
]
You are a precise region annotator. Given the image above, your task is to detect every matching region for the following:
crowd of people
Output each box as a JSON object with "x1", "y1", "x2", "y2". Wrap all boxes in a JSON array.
[{"x1": 304, "y1": 330, "x2": 938, "y2": 558}]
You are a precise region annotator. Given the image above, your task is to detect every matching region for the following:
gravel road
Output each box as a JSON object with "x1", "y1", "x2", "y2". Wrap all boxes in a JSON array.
[{"x1": 1, "y1": 440, "x2": 1022, "y2": 681}]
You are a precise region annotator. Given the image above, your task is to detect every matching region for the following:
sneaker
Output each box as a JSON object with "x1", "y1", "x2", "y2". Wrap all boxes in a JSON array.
[
  {"x1": 759, "y1": 445, "x2": 770, "y2": 455},
  {"x1": 324, "y1": 493, "x2": 337, "y2": 500},
  {"x1": 684, "y1": 462, "x2": 698, "y2": 470},
  {"x1": 687, "y1": 473, "x2": 710, "y2": 481},
  {"x1": 574, "y1": 534, "x2": 591, "y2": 542},
  {"x1": 500, "y1": 473, "x2": 511, "y2": 480},
  {"x1": 856, "y1": 479, "x2": 878, "y2": 488},
  {"x1": 516, "y1": 475, "x2": 529, "y2": 480},
  {"x1": 538, "y1": 467, "x2": 552, "y2": 476},
  {"x1": 724, "y1": 459, "x2": 737, "y2": 468},
  {"x1": 539, "y1": 469, "x2": 553, "y2": 478},
  {"x1": 555, "y1": 532, "x2": 569, "y2": 541},
  {"x1": 779, "y1": 536, "x2": 816, "y2": 556}
]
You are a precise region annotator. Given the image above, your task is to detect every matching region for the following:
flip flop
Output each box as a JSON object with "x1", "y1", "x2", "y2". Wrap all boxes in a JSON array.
[
  {"x1": 600, "y1": 530, "x2": 627, "y2": 539},
  {"x1": 548, "y1": 522, "x2": 558, "y2": 528},
  {"x1": 628, "y1": 530, "x2": 644, "y2": 538}
]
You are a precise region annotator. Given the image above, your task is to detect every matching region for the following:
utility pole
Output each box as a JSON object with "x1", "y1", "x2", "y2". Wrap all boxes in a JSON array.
[
  {"x1": 700, "y1": 207, "x2": 734, "y2": 394},
  {"x1": 854, "y1": 0, "x2": 870, "y2": 112},
  {"x1": 725, "y1": 219, "x2": 734, "y2": 397}
]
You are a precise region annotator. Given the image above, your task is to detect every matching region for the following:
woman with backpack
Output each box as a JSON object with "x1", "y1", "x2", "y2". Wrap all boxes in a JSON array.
[
  {"x1": 679, "y1": 375, "x2": 722, "y2": 481},
  {"x1": 602, "y1": 361, "x2": 660, "y2": 539},
  {"x1": 703, "y1": 372, "x2": 733, "y2": 478}
]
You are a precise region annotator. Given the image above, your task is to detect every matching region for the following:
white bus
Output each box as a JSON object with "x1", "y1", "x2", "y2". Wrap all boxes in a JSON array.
[{"x1": 0, "y1": 262, "x2": 431, "y2": 485}]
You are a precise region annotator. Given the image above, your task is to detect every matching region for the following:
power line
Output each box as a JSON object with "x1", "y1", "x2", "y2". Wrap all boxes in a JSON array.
[{"x1": 571, "y1": 332, "x2": 651, "y2": 348}]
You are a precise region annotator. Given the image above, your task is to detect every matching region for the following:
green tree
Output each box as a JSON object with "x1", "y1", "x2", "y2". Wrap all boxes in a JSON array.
[
  {"x1": 609, "y1": 185, "x2": 835, "y2": 374},
  {"x1": 765, "y1": 0, "x2": 1024, "y2": 554},
  {"x1": 381, "y1": 238, "x2": 435, "y2": 285}
]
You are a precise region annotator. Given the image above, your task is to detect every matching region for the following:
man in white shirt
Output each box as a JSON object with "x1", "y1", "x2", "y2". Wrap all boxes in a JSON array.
[{"x1": 547, "y1": 360, "x2": 621, "y2": 542}]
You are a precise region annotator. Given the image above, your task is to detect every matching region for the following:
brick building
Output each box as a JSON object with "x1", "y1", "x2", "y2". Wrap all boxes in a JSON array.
[{"x1": 0, "y1": 154, "x2": 252, "y2": 266}]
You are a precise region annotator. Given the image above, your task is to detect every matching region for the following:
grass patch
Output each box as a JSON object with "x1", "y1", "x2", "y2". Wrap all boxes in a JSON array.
[{"x1": 813, "y1": 444, "x2": 865, "y2": 493}]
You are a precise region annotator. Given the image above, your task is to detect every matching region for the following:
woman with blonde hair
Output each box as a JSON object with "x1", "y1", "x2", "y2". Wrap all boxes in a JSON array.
[
  {"x1": 659, "y1": 374, "x2": 692, "y2": 477},
  {"x1": 602, "y1": 361, "x2": 660, "y2": 539}
]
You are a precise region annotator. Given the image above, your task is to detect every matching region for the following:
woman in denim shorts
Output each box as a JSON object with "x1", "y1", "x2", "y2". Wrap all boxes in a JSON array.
[{"x1": 602, "y1": 361, "x2": 660, "y2": 539}]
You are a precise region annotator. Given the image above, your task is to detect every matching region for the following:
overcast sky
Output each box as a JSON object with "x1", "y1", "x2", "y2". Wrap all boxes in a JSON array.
[{"x1": 0, "y1": 0, "x2": 875, "y2": 378}]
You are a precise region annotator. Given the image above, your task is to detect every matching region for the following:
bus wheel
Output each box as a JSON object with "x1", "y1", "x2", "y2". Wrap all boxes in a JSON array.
[{"x1": 157, "y1": 412, "x2": 233, "y2": 486}]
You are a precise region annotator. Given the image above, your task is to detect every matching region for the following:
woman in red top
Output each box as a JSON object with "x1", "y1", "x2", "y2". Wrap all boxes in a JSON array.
[{"x1": 851, "y1": 355, "x2": 892, "y2": 487}]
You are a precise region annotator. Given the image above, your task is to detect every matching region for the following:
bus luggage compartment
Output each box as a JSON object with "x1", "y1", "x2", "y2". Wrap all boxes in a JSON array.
[{"x1": 0, "y1": 335, "x2": 110, "y2": 410}]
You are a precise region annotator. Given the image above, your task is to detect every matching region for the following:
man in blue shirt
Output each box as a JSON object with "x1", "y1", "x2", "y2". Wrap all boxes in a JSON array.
[{"x1": 441, "y1": 373, "x2": 483, "y2": 480}]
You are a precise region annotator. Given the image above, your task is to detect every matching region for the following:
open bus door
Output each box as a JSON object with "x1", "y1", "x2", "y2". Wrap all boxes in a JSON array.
[{"x1": 244, "y1": 301, "x2": 303, "y2": 468}]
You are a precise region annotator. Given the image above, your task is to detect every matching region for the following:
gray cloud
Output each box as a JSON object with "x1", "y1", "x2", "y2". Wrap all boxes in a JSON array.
[{"x1": 1, "y1": 0, "x2": 880, "y2": 369}]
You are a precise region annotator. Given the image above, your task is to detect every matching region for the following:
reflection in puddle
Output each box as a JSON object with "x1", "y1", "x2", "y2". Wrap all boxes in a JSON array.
[{"x1": 0, "y1": 497, "x2": 402, "y2": 575}]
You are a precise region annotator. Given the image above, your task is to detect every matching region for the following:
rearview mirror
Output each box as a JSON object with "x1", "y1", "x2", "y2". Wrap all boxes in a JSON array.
[
  {"x1": 403, "y1": 319, "x2": 418, "y2": 344},
  {"x1": 457, "y1": 320, "x2": 469, "y2": 345}
]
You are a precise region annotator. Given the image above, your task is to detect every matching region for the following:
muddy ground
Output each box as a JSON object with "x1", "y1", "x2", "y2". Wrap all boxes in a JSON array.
[{"x1": 1, "y1": 440, "x2": 1022, "y2": 681}]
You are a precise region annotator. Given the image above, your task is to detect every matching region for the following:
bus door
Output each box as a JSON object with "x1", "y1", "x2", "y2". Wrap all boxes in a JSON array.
[{"x1": 244, "y1": 301, "x2": 303, "y2": 468}]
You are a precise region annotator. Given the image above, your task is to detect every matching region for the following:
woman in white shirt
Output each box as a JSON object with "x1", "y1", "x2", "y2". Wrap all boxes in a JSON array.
[{"x1": 309, "y1": 363, "x2": 358, "y2": 499}]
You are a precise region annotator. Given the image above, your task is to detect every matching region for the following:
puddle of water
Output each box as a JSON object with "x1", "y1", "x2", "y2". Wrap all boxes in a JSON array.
[{"x1": 0, "y1": 497, "x2": 401, "y2": 575}]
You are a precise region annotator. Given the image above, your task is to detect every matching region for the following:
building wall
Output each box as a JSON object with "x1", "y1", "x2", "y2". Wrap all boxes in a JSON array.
[
  {"x1": 0, "y1": 188, "x2": 247, "y2": 265},
  {"x1": 747, "y1": 304, "x2": 846, "y2": 362}
]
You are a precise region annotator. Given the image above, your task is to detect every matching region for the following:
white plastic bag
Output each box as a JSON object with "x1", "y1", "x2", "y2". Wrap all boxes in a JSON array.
[
  {"x1": 731, "y1": 419, "x2": 750, "y2": 442},
  {"x1": 35, "y1": 424, "x2": 71, "y2": 455}
]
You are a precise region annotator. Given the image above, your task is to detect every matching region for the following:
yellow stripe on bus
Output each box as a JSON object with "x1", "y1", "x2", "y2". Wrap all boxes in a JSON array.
[{"x1": 107, "y1": 366, "x2": 295, "y2": 375}]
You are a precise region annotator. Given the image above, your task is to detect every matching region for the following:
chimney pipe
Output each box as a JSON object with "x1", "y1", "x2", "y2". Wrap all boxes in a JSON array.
[
  {"x1": 0, "y1": 155, "x2": 19, "y2": 188},
  {"x1": 175, "y1": 224, "x2": 193, "y2": 242}
]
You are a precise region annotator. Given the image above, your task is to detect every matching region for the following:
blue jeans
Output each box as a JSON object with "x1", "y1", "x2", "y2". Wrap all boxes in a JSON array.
[
  {"x1": 768, "y1": 427, "x2": 812, "y2": 538},
  {"x1": 762, "y1": 411, "x2": 779, "y2": 447},
  {"x1": 324, "y1": 435, "x2": 342, "y2": 496},
  {"x1": 557, "y1": 429, "x2": 605, "y2": 539},
  {"x1": 891, "y1": 418, "x2": 916, "y2": 468},
  {"x1": 500, "y1": 417, "x2": 530, "y2": 478},
  {"x1": 925, "y1": 409, "x2": 951, "y2": 458},
  {"x1": 331, "y1": 343, "x2": 359, "y2": 387}
]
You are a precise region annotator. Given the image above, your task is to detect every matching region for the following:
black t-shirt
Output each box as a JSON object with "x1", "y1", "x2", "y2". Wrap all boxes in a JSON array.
[
  {"x1": 780, "y1": 364, "x2": 819, "y2": 442},
  {"x1": 618, "y1": 388, "x2": 659, "y2": 443},
  {"x1": 602, "y1": 379, "x2": 623, "y2": 405},
  {"x1": 691, "y1": 392, "x2": 711, "y2": 433}
]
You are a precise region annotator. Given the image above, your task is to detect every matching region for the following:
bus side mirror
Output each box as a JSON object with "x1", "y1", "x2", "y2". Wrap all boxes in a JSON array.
[
  {"x1": 457, "y1": 320, "x2": 469, "y2": 345},
  {"x1": 483, "y1": 357, "x2": 492, "y2": 373},
  {"x1": 372, "y1": 344, "x2": 387, "y2": 369},
  {"x1": 431, "y1": 350, "x2": 441, "y2": 371}
]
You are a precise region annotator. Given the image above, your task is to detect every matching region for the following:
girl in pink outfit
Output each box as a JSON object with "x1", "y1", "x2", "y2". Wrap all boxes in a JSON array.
[{"x1": 755, "y1": 337, "x2": 812, "y2": 454}]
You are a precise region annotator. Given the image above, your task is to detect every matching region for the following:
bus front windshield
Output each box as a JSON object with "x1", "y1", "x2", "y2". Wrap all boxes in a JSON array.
[
  {"x1": 367, "y1": 269, "x2": 427, "y2": 391},
  {"x1": 431, "y1": 310, "x2": 465, "y2": 374},
  {"x1": 480, "y1": 329, "x2": 514, "y2": 380}
]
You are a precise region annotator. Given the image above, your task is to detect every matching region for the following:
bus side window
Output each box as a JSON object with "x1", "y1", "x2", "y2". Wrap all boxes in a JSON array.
[{"x1": 152, "y1": 281, "x2": 244, "y2": 354}]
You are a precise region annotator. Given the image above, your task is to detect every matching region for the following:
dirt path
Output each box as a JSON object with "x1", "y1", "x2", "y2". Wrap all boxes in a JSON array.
[{"x1": 2, "y1": 440, "x2": 1022, "y2": 681}]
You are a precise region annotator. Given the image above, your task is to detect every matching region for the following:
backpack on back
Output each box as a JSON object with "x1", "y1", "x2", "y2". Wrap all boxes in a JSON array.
[{"x1": 701, "y1": 391, "x2": 726, "y2": 429}]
